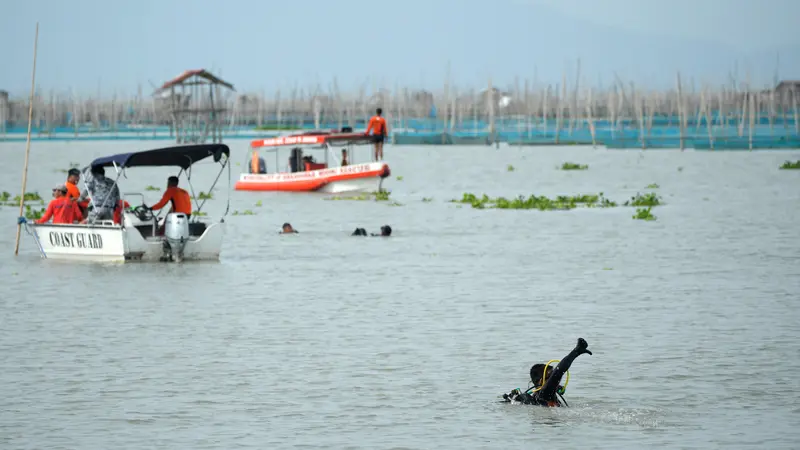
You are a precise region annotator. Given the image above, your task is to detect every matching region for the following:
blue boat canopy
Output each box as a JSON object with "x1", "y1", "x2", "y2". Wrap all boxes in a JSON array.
[{"x1": 89, "y1": 144, "x2": 230, "y2": 170}]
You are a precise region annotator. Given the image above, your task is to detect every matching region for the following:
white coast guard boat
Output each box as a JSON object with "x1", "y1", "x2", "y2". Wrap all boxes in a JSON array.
[
  {"x1": 24, "y1": 143, "x2": 231, "y2": 262},
  {"x1": 234, "y1": 130, "x2": 391, "y2": 193}
]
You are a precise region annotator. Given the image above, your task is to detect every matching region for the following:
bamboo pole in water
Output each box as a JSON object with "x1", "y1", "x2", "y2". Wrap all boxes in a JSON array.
[
  {"x1": 541, "y1": 85, "x2": 548, "y2": 136},
  {"x1": 443, "y1": 62, "x2": 450, "y2": 144},
  {"x1": 749, "y1": 92, "x2": 755, "y2": 151},
  {"x1": 14, "y1": 23, "x2": 39, "y2": 256},
  {"x1": 569, "y1": 59, "x2": 580, "y2": 135},
  {"x1": 555, "y1": 71, "x2": 565, "y2": 144},
  {"x1": 633, "y1": 83, "x2": 645, "y2": 149},
  {"x1": 487, "y1": 77, "x2": 495, "y2": 145},
  {"x1": 586, "y1": 87, "x2": 596, "y2": 147},
  {"x1": 791, "y1": 87, "x2": 799, "y2": 135},
  {"x1": 701, "y1": 88, "x2": 713, "y2": 150},
  {"x1": 676, "y1": 72, "x2": 685, "y2": 151}
]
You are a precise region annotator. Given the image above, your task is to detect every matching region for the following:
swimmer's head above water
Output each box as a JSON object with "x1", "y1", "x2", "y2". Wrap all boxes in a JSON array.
[
  {"x1": 371, "y1": 225, "x2": 391, "y2": 237},
  {"x1": 281, "y1": 223, "x2": 298, "y2": 234}
]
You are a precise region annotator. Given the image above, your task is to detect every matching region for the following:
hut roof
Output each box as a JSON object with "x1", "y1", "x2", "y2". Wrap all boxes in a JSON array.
[{"x1": 154, "y1": 69, "x2": 235, "y2": 94}]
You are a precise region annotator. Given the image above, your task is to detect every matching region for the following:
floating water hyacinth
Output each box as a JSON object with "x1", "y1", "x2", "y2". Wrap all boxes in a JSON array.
[
  {"x1": 24, "y1": 204, "x2": 45, "y2": 220},
  {"x1": 779, "y1": 160, "x2": 800, "y2": 170},
  {"x1": 145, "y1": 185, "x2": 161, "y2": 191},
  {"x1": 623, "y1": 192, "x2": 662, "y2": 207},
  {"x1": 633, "y1": 207, "x2": 656, "y2": 221},
  {"x1": 645, "y1": 183, "x2": 660, "y2": 189},
  {"x1": 450, "y1": 192, "x2": 617, "y2": 210},
  {"x1": 560, "y1": 162, "x2": 588, "y2": 170},
  {"x1": 324, "y1": 190, "x2": 391, "y2": 202},
  {"x1": 197, "y1": 191, "x2": 213, "y2": 200}
]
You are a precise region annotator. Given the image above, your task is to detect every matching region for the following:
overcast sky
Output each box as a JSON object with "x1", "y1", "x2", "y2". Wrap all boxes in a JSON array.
[{"x1": 2, "y1": 0, "x2": 798, "y2": 95}]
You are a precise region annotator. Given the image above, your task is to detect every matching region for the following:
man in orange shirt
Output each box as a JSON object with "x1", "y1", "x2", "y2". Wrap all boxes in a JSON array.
[
  {"x1": 149, "y1": 176, "x2": 192, "y2": 218},
  {"x1": 365, "y1": 107, "x2": 388, "y2": 161},
  {"x1": 65, "y1": 168, "x2": 89, "y2": 215},
  {"x1": 36, "y1": 184, "x2": 84, "y2": 224},
  {"x1": 65, "y1": 168, "x2": 82, "y2": 199}
]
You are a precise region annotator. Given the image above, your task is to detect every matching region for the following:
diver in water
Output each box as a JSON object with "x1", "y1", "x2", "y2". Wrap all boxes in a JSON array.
[
  {"x1": 351, "y1": 225, "x2": 391, "y2": 236},
  {"x1": 280, "y1": 223, "x2": 298, "y2": 234},
  {"x1": 371, "y1": 225, "x2": 391, "y2": 237},
  {"x1": 502, "y1": 338, "x2": 592, "y2": 407}
]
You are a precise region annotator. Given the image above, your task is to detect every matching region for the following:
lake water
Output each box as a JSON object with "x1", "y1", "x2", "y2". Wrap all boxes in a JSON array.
[{"x1": 1, "y1": 141, "x2": 799, "y2": 449}]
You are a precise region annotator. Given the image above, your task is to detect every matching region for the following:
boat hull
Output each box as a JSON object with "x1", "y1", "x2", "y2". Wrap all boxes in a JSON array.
[
  {"x1": 234, "y1": 162, "x2": 390, "y2": 193},
  {"x1": 30, "y1": 220, "x2": 225, "y2": 262}
]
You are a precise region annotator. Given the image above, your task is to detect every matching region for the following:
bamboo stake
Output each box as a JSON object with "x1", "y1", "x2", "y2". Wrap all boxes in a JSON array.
[
  {"x1": 586, "y1": 87, "x2": 596, "y2": 147},
  {"x1": 487, "y1": 77, "x2": 495, "y2": 145},
  {"x1": 676, "y1": 72, "x2": 684, "y2": 151},
  {"x1": 14, "y1": 23, "x2": 39, "y2": 256},
  {"x1": 792, "y1": 88, "x2": 799, "y2": 135}
]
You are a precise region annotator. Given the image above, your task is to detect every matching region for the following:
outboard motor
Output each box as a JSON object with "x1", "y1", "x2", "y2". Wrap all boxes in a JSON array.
[{"x1": 163, "y1": 212, "x2": 190, "y2": 262}]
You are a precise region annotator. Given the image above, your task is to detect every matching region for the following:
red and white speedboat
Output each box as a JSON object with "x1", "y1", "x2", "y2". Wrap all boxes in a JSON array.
[{"x1": 234, "y1": 131, "x2": 391, "y2": 193}]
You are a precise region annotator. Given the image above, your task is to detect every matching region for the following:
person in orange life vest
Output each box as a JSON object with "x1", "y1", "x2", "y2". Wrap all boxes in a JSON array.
[
  {"x1": 365, "y1": 107, "x2": 388, "y2": 161},
  {"x1": 65, "y1": 168, "x2": 89, "y2": 214},
  {"x1": 113, "y1": 199, "x2": 131, "y2": 224},
  {"x1": 148, "y1": 176, "x2": 192, "y2": 218},
  {"x1": 37, "y1": 184, "x2": 84, "y2": 224}
]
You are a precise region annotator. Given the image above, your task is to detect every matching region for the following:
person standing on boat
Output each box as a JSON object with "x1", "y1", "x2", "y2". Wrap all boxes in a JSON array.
[
  {"x1": 149, "y1": 176, "x2": 192, "y2": 219},
  {"x1": 65, "y1": 168, "x2": 81, "y2": 200},
  {"x1": 341, "y1": 149, "x2": 349, "y2": 166},
  {"x1": 37, "y1": 184, "x2": 84, "y2": 225},
  {"x1": 365, "y1": 107, "x2": 388, "y2": 161},
  {"x1": 79, "y1": 165, "x2": 120, "y2": 223},
  {"x1": 65, "y1": 168, "x2": 89, "y2": 216}
]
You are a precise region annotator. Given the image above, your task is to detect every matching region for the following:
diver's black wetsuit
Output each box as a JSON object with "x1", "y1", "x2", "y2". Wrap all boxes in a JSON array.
[{"x1": 502, "y1": 338, "x2": 592, "y2": 406}]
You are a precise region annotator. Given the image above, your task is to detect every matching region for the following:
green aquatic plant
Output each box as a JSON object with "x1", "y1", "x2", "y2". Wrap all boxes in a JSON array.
[
  {"x1": 145, "y1": 185, "x2": 161, "y2": 191},
  {"x1": 325, "y1": 194, "x2": 371, "y2": 201},
  {"x1": 373, "y1": 190, "x2": 391, "y2": 201},
  {"x1": 779, "y1": 160, "x2": 800, "y2": 170},
  {"x1": 16, "y1": 192, "x2": 43, "y2": 202},
  {"x1": 507, "y1": 164, "x2": 515, "y2": 172},
  {"x1": 422, "y1": 197, "x2": 433, "y2": 203},
  {"x1": 396, "y1": 176, "x2": 404, "y2": 181},
  {"x1": 561, "y1": 162, "x2": 588, "y2": 170},
  {"x1": 623, "y1": 192, "x2": 662, "y2": 207},
  {"x1": 231, "y1": 210, "x2": 256, "y2": 216},
  {"x1": 633, "y1": 207, "x2": 656, "y2": 221},
  {"x1": 197, "y1": 191, "x2": 213, "y2": 200},
  {"x1": 388, "y1": 201, "x2": 404, "y2": 207},
  {"x1": 324, "y1": 190, "x2": 391, "y2": 202},
  {"x1": 24, "y1": 204, "x2": 45, "y2": 220},
  {"x1": 451, "y1": 192, "x2": 617, "y2": 210},
  {"x1": 193, "y1": 211, "x2": 208, "y2": 216},
  {"x1": 0, "y1": 191, "x2": 10, "y2": 202},
  {"x1": 645, "y1": 183, "x2": 660, "y2": 189},
  {"x1": 255, "y1": 200, "x2": 263, "y2": 207}
]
